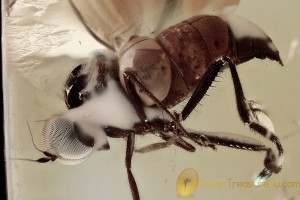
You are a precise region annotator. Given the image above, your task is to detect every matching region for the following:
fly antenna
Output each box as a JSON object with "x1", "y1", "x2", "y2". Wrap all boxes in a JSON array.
[
  {"x1": 10, "y1": 121, "x2": 56, "y2": 163},
  {"x1": 11, "y1": 157, "x2": 53, "y2": 163},
  {"x1": 26, "y1": 121, "x2": 44, "y2": 153}
]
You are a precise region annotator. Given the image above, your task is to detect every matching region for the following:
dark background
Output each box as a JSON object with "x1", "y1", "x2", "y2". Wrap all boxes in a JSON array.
[{"x1": 1, "y1": 26, "x2": 8, "y2": 199}]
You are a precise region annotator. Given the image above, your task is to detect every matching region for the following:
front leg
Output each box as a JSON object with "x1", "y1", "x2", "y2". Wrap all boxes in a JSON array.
[
  {"x1": 105, "y1": 121, "x2": 197, "y2": 153},
  {"x1": 123, "y1": 71, "x2": 191, "y2": 139},
  {"x1": 103, "y1": 124, "x2": 195, "y2": 200},
  {"x1": 103, "y1": 126, "x2": 140, "y2": 199},
  {"x1": 126, "y1": 133, "x2": 140, "y2": 200},
  {"x1": 123, "y1": 71, "x2": 149, "y2": 124}
]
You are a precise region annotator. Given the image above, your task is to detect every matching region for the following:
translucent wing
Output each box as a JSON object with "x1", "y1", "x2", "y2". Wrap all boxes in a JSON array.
[
  {"x1": 5, "y1": 0, "x2": 103, "y2": 101},
  {"x1": 69, "y1": 0, "x2": 177, "y2": 50},
  {"x1": 69, "y1": 0, "x2": 240, "y2": 51},
  {"x1": 69, "y1": 0, "x2": 141, "y2": 51},
  {"x1": 5, "y1": 0, "x2": 240, "y2": 98}
]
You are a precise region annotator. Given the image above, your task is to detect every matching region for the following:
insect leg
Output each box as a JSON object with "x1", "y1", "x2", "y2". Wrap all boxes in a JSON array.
[
  {"x1": 133, "y1": 122, "x2": 273, "y2": 156},
  {"x1": 187, "y1": 130, "x2": 280, "y2": 182},
  {"x1": 122, "y1": 71, "x2": 210, "y2": 151},
  {"x1": 104, "y1": 125, "x2": 194, "y2": 152},
  {"x1": 104, "y1": 122, "x2": 196, "y2": 153},
  {"x1": 134, "y1": 131, "x2": 196, "y2": 153},
  {"x1": 104, "y1": 123, "x2": 195, "y2": 200},
  {"x1": 180, "y1": 56, "x2": 284, "y2": 181},
  {"x1": 222, "y1": 57, "x2": 283, "y2": 151},
  {"x1": 123, "y1": 71, "x2": 190, "y2": 138},
  {"x1": 181, "y1": 58, "x2": 224, "y2": 120},
  {"x1": 102, "y1": 127, "x2": 140, "y2": 199},
  {"x1": 186, "y1": 131, "x2": 268, "y2": 152},
  {"x1": 123, "y1": 70, "x2": 208, "y2": 149},
  {"x1": 104, "y1": 125, "x2": 194, "y2": 151},
  {"x1": 104, "y1": 126, "x2": 131, "y2": 138},
  {"x1": 123, "y1": 71, "x2": 149, "y2": 123},
  {"x1": 135, "y1": 141, "x2": 173, "y2": 153},
  {"x1": 124, "y1": 71, "x2": 214, "y2": 150},
  {"x1": 182, "y1": 130, "x2": 283, "y2": 183},
  {"x1": 146, "y1": 119, "x2": 197, "y2": 152},
  {"x1": 126, "y1": 132, "x2": 140, "y2": 200},
  {"x1": 221, "y1": 56, "x2": 284, "y2": 181},
  {"x1": 181, "y1": 56, "x2": 284, "y2": 156}
]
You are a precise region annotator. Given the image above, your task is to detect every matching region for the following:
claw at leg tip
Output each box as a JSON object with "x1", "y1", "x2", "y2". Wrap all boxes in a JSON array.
[{"x1": 254, "y1": 168, "x2": 272, "y2": 186}]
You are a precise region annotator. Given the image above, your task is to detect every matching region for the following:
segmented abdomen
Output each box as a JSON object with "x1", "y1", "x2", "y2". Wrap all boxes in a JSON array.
[{"x1": 156, "y1": 15, "x2": 233, "y2": 107}]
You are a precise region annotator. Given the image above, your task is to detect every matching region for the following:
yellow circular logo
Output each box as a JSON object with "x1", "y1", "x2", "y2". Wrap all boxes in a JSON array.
[{"x1": 176, "y1": 168, "x2": 199, "y2": 197}]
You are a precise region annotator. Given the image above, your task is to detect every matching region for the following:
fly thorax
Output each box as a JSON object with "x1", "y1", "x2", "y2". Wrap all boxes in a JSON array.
[{"x1": 118, "y1": 36, "x2": 172, "y2": 106}]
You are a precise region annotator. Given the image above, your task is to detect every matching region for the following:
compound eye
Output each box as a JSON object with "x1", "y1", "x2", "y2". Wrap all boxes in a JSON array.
[
  {"x1": 41, "y1": 116, "x2": 94, "y2": 165},
  {"x1": 65, "y1": 65, "x2": 89, "y2": 109},
  {"x1": 65, "y1": 52, "x2": 118, "y2": 109}
]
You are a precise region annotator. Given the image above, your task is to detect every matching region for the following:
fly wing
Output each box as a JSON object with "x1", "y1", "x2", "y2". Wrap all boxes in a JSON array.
[
  {"x1": 70, "y1": 0, "x2": 141, "y2": 51},
  {"x1": 69, "y1": 0, "x2": 175, "y2": 50},
  {"x1": 69, "y1": 0, "x2": 240, "y2": 50},
  {"x1": 5, "y1": 0, "x2": 102, "y2": 101}
]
